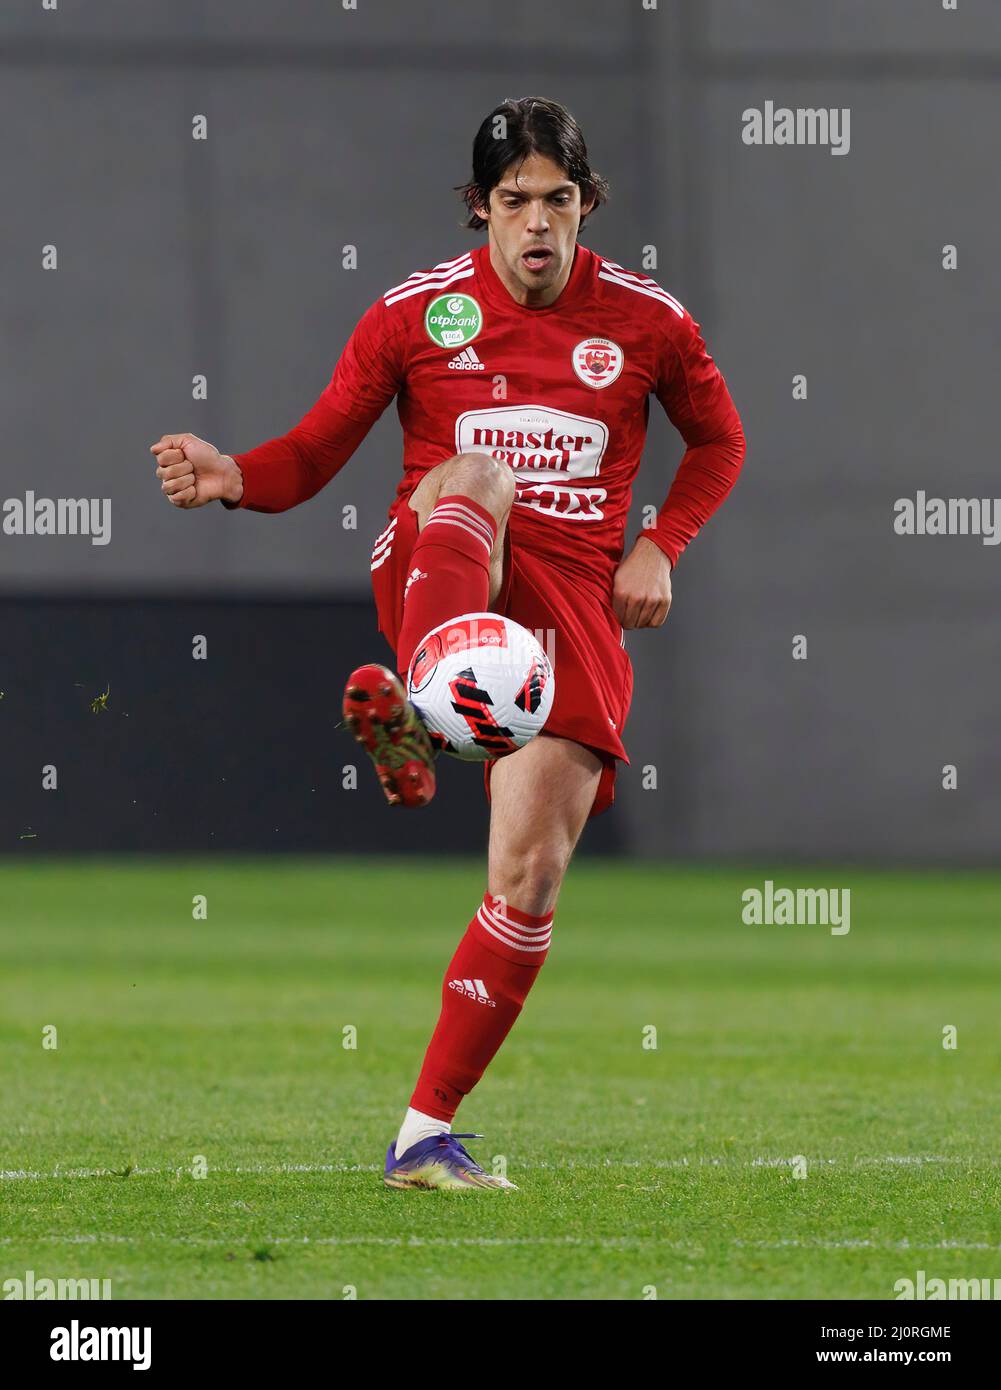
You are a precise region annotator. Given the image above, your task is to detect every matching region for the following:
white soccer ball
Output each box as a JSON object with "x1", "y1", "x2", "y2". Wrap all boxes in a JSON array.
[{"x1": 407, "y1": 612, "x2": 555, "y2": 762}]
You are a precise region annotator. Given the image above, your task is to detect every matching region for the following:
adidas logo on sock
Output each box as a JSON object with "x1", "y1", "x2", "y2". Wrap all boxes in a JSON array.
[
  {"x1": 447, "y1": 347, "x2": 485, "y2": 371},
  {"x1": 448, "y1": 977, "x2": 496, "y2": 1005}
]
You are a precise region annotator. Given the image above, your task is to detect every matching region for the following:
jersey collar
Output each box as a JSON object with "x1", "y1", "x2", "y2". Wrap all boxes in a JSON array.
[{"x1": 473, "y1": 241, "x2": 594, "y2": 315}]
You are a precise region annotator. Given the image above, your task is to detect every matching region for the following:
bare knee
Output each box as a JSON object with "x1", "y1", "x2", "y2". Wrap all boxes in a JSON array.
[
  {"x1": 411, "y1": 451, "x2": 515, "y2": 530},
  {"x1": 492, "y1": 842, "x2": 572, "y2": 918},
  {"x1": 441, "y1": 452, "x2": 515, "y2": 520}
]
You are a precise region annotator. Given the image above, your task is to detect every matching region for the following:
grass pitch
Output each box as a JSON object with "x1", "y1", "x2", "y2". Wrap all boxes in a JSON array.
[{"x1": 2, "y1": 859, "x2": 999, "y2": 1300}]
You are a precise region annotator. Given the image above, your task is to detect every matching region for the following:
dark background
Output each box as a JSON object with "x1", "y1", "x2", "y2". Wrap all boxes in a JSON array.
[{"x1": 2, "y1": 0, "x2": 998, "y2": 859}]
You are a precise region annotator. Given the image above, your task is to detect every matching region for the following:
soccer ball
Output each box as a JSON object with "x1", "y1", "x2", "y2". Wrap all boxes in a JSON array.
[{"x1": 407, "y1": 613, "x2": 555, "y2": 761}]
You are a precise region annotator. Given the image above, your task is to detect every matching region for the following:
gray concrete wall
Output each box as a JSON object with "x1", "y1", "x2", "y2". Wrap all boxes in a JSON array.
[{"x1": 3, "y1": 1, "x2": 998, "y2": 860}]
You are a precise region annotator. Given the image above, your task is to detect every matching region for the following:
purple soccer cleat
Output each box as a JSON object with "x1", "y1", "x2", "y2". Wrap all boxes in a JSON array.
[{"x1": 383, "y1": 1133, "x2": 517, "y2": 1191}]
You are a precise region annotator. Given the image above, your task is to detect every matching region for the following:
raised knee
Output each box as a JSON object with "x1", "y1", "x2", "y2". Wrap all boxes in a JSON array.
[{"x1": 449, "y1": 452, "x2": 515, "y2": 512}]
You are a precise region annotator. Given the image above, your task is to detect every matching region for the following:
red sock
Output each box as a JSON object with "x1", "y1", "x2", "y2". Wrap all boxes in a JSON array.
[
  {"x1": 410, "y1": 894, "x2": 554, "y2": 1121},
  {"x1": 396, "y1": 495, "x2": 497, "y2": 673}
]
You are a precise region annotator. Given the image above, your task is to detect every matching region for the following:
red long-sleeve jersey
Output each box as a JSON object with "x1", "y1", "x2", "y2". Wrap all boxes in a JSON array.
[{"x1": 233, "y1": 242, "x2": 745, "y2": 582}]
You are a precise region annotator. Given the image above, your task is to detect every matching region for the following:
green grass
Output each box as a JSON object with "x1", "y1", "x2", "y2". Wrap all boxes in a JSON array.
[{"x1": 2, "y1": 859, "x2": 1000, "y2": 1299}]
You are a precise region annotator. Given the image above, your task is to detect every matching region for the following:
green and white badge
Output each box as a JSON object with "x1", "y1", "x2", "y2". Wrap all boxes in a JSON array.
[{"x1": 424, "y1": 293, "x2": 483, "y2": 349}]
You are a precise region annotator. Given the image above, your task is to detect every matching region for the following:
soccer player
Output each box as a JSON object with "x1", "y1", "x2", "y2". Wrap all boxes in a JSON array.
[{"x1": 151, "y1": 97, "x2": 745, "y2": 1191}]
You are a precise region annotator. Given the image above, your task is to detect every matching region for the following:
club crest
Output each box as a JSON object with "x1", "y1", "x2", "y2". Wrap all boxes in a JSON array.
[{"x1": 572, "y1": 337, "x2": 624, "y2": 389}]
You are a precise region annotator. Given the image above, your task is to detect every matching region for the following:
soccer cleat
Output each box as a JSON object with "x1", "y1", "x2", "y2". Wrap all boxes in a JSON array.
[
  {"x1": 342, "y1": 663, "x2": 436, "y2": 807},
  {"x1": 383, "y1": 1133, "x2": 517, "y2": 1191}
]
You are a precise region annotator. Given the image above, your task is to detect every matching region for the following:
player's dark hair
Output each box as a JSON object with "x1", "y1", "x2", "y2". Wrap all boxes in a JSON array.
[{"x1": 458, "y1": 97, "x2": 608, "y2": 234}]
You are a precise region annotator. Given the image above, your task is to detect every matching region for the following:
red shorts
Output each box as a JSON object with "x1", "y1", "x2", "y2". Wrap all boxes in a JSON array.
[{"x1": 370, "y1": 502, "x2": 633, "y2": 817}]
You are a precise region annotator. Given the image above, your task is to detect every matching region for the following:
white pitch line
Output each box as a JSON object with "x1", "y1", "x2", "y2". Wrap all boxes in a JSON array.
[
  {"x1": 0, "y1": 1234, "x2": 653, "y2": 1250},
  {"x1": 0, "y1": 1154, "x2": 992, "y2": 1183},
  {"x1": 0, "y1": 1162, "x2": 381, "y2": 1181},
  {"x1": 1, "y1": 1233, "x2": 999, "y2": 1253},
  {"x1": 735, "y1": 1238, "x2": 1001, "y2": 1251}
]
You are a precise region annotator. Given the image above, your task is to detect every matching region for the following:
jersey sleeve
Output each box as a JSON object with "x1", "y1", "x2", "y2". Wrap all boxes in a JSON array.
[
  {"x1": 231, "y1": 296, "x2": 406, "y2": 513},
  {"x1": 321, "y1": 294, "x2": 407, "y2": 423},
  {"x1": 647, "y1": 309, "x2": 746, "y2": 567}
]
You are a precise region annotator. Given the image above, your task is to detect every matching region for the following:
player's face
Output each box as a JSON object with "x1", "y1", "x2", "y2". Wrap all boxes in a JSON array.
[{"x1": 480, "y1": 153, "x2": 595, "y2": 305}]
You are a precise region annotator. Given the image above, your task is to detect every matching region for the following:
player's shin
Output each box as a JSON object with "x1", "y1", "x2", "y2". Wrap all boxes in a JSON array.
[
  {"x1": 403, "y1": 893, "x2": 553, "y2": 1128},
  {"x1": 396, "y1": 496, "x2": 497, "y2": 672}
]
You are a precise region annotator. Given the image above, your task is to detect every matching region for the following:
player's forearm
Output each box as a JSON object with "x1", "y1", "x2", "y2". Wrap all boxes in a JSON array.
[
  {"x1": 645, "y1": 420, "x2": 746, "y2": 568},
  {"x1": 230, "y1": 412, "x2": 371, "y2": 513},
  {"x1": 230, "y1": 430, "x2": 331, "y2": 513}
]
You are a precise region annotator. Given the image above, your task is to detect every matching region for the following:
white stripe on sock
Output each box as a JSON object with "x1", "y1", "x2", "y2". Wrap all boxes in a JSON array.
[
  {"x1": 424, "y1": 512, "x2": 492, "y2": 556},
  {"x1": 476, "y1": 907, "x2": 552, "y2": 953},
  {"x1": 431, "y1": 500, "x2": 495, "y2": 540},
  {"x1": 480, "y1": 899, "x2": 552, "y2": 935},
  {"x1": 429, "y1": 501, "x2": 495, "y2": 548}
]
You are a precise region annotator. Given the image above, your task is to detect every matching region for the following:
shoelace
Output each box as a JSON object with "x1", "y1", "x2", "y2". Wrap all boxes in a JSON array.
[{"x1": 439, "y1": 1133, "x2": 486, "y2": 1167}]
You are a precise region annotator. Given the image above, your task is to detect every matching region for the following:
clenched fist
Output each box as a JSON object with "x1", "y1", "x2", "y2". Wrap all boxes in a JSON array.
[
  {"x1": 149, "y1": 433, "x2": 244, "y2": 508},
  {"x1": 612, "y1": 535, "x2": 673, "y2": 629}
]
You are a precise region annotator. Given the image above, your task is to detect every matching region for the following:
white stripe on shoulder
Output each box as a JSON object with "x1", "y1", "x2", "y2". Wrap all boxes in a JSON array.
[
  {"x1": 384, "y1": 263, "x2": 475, "y2": 307},
  {"x1": 391, "y1": 252, "x2": 472, "y2": 290},
  {"x1": 383, "y1": 255, "x2": 474, "y2": 306},
  {"x1": 598, "y1": 261, "x2": 685, "y2": 318},
  {"x1": 602, "y1": 260, "x2": 686, "y2": 314},
  {"x1": 597, "y1": 261, "x2": 684, "y2": 307}
]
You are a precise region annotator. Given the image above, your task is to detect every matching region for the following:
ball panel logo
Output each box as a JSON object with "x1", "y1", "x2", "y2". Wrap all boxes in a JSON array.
[
  {"x1": 408, "y1": 634, "x2": 443, "y2": 693},
  {"x1": 410, "y1": 617, "x2": 510, "y2": 693},
  {"x1": 425, "y1": 293, "x2": 483, "y2": 349},
  {"x1": 572, "y1": 337, "x2": 624, "y2": 390}
]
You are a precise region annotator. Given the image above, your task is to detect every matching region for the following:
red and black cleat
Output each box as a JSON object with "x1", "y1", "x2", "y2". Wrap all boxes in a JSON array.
[{"x1": 342, "y1": 664, "x2": 437, "y2": 808}]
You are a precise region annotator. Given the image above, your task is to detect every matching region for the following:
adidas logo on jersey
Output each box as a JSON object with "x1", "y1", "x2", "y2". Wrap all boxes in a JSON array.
[
  {"x1": 447, "y1": 977, "x2": 496, "y2": 1005},
  {"x1": 404, "y1": 565, "x2": 427, "y2": 597},
  {"x1": 447, "y1": 347, "x2": 485, "y2": 371}
]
